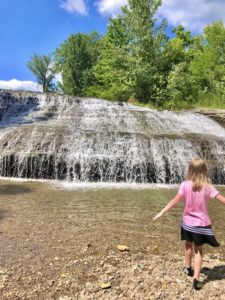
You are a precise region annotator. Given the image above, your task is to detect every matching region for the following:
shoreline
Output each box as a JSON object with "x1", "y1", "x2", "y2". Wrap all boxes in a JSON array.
[{"x1": 0, "y1": 177, "x2": 179, "y2": 191}]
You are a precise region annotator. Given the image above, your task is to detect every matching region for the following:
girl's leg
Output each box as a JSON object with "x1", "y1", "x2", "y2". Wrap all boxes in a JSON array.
[
  {"x1": 185, "y1": 241, "x2": 193, "y2": 267},
  {"x1": 194, "y1": 245, "x2": 203, "y2": 280}
]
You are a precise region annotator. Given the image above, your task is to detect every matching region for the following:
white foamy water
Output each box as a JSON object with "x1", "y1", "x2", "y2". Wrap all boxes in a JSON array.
[
  {"x1": 0, "y1": 176, "x2": 178, "y2": 190},
  {"x1": 51, "y1": 180, "x2": 178, "y2": 190},
  {"x1": 0, "y1": 90, "x2": 225, "y2": 184}
]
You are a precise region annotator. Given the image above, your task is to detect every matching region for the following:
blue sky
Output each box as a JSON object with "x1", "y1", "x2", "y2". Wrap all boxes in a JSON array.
[{"x1": 0, "y1": 0, "x2": 225, "y2": 91}]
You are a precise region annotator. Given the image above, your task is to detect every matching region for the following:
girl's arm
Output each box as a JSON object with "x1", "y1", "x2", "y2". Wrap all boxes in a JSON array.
[
  {"x1": 215, "y1": 193, "x2": 225, "y2": 205},
  {"x1": 153, "y1": 193, "x2": 183, "y2": 221}
]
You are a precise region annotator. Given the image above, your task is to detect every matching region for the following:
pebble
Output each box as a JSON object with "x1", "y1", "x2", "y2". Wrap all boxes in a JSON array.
[{"x1": 1, "y1": 248, "x2": 224, "y2": 299}]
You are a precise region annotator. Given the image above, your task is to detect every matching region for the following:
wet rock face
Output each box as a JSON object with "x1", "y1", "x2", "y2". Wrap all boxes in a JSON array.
[
  {"x1": 0, "y1": 93, "x2": 38, "y2": 127},
  {"x1": 194, "y1": 109, "x2": 225, "y2": 128},
  {"x1": 1, "y1": 89, "x2": 225, "y2": 183}
]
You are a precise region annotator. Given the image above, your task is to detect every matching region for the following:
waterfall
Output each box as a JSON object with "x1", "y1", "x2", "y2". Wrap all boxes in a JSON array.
[{"x1": 1, "y1": 90, "x2": 225, "y2": 183}]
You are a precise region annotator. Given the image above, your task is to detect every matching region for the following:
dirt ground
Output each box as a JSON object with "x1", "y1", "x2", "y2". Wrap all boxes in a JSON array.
[{"x1": 0, "y1": 179, "x2": 225, "y2": 300}]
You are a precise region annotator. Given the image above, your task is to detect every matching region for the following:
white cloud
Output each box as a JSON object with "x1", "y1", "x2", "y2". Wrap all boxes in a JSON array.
[
  {"x1": 157, "y1": 0, "x2": 225, "y2": 31},
  {"x1": 95, "y1": 0, "x2": 225, "y2": 31},
  {"x1": 96, "y1": 0, "x2": 127, "y2": 17},
  {"x1": 0, "y1": 79, "x2": 42, "y2": 92},
  {"x1": 60, "y1": 0, "x2": 88, "y2": 15}
]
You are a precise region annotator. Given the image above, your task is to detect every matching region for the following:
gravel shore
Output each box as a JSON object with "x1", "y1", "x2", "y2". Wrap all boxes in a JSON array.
[
  {"x1": 1, "y1": 247, "x2": 225, "y2": 299},
  {"x1": 0, "y1": 180, "x2": 225, "y2": 299}
]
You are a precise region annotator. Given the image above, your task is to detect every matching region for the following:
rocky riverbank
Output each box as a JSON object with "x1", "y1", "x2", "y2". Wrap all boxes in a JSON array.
[
  {"x1": 1, "y1": 180, "x2": 225, "y2": 299},
  {"x1": 1, "y1": 248, "x2": 225, "y2": 300}
]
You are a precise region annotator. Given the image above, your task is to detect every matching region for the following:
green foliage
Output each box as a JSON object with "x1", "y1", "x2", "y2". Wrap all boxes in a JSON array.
[
  {"x1": 85, "y1": 83, "x2": 131, "y2": 102},
  {"x1": 27, "y1": 54, "x2": 55, "y2": 92},
  {"x1": 85, "y1": 85, "x2": 114, "y2": 100},
  {"x1": 161, "y1": 26, "x2": 192, "y2": 72},
  {"x1": 156, "y1": 26, "x2": 193, "y2": 106},
  {"x1": 87, "y1": 35, "x2": 136, "y2": 101},
  {"x1": 29, "y1": 9, "x2": 225, "y2": 110},
  {"x1": 189, "y1": 21, "x2": 225, "y2": 107},
  {"x1": 54, "y1": 32, "x2": 102, "y2": 96},
  {"x1": 166, "y1": 62, "x2": 197, "y2": 109},
  {"x1": 90, "y1": 0, "x2": 167, "y2": 104}
]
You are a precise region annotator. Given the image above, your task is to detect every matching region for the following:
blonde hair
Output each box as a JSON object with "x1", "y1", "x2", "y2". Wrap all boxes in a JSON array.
[{"x1": 186, "y1": 158, "x2": 210, "y2": 191}]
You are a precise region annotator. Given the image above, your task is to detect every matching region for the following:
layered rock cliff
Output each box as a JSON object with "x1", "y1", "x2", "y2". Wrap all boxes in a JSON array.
[{"x1": 0, "y1": 89, "x2": 225, "y2": 183}]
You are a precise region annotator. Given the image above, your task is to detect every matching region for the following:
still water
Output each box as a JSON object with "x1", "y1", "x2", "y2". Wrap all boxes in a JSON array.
[{"x1": 0, "y1": 179, "x2": 225, "y2": 262}]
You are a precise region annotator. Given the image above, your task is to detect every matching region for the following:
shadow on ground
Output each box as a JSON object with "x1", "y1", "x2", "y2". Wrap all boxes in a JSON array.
[
  {"x1": 202, "y1": 265, "x2": 225, "y2": 284},
  {"x1": 0, "y1": 209, "x2": 8, "y2": 220},
  {"x1": 0, "y1": 184, "x2": 31, "y2": 195}
]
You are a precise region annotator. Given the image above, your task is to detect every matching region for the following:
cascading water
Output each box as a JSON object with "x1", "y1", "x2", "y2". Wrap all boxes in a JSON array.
[{"x1": 0, "y1": 89, "x2": 225, "y2": 183}]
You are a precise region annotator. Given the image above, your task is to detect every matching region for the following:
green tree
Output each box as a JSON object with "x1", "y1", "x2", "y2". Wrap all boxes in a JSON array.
[
  {"x1": 90, "y1": 0, "x2": 167, "y2": 103},
  {"x1": 161, "y1": 25, "x2": 193, "y2": 72},
  {"x1": 54, "y1": 32, "x2": 102, "y2": 96},
  {"x1": 27, "y1": 54, "x2": 55, "y2": 92},
  {"x1": 158, "y1": 25, "x2": 195, "y2": 107},
  {"x1": 87, "y1": 35, "x2": 137, "y2": 101},
  {"x1": 166, "y1": 62, "x2": 197, "y2": 109},
  {"x1": 190, "y1": 21, "x2": 225, "y2": 104}
]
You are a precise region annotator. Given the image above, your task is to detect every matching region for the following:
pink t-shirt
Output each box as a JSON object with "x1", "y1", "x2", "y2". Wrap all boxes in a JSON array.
[{"x1": 178, "y1": 180, "x2": 219, "y2": 226}]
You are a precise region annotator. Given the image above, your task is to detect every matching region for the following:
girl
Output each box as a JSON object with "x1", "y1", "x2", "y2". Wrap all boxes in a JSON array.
[{"x1": 153, "y1": 158, "x2": 225, "y2": 290}]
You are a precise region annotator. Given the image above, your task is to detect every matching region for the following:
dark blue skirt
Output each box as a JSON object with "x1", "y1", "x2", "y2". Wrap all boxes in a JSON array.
[{"x1": 181, "y1": 222, "x2": 220, "y2": 247}]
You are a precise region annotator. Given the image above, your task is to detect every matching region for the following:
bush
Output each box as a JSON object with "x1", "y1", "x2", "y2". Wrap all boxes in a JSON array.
[{"x1": 85, "y1": 84, "x2": 131, "y2": 102}]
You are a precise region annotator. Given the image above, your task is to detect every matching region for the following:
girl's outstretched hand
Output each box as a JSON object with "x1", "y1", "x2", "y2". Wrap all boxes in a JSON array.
[
  {"x1": 152, "y1": 194, "x2": 182, "y2": 222},
  {"x1": 152, "y1": 211, "x2": 163, "y2": 221}
]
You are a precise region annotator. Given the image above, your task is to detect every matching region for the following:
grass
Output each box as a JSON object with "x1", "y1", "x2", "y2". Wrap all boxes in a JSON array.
[{"x1": 128, "y1": 95, "x2": 225, "y2": 111}]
